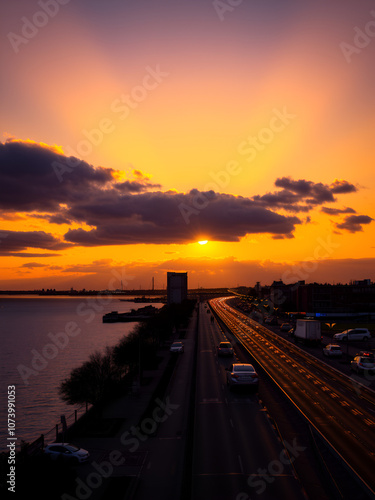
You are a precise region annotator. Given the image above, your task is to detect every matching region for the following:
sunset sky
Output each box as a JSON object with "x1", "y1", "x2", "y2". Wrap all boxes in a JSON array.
[{"x1": 1, "y1": 0, "x2": 374, "y2": 289}]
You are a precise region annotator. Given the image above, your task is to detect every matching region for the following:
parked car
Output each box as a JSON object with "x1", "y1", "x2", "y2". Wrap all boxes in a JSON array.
[
  {"x1": 322, "y1": 344, "x2": 342, "y2": 357},
  {"x1": 217, "y1": 341, "x2": 234, "y2": 357},
  {"x1": 44, "y1": 443, "x2": 90, "y2": 463},
  {"x1": 350, "y1": 355, "x2": 375, "y2": 374},
  {"x1": 226, "y1": 363, "x2": 259, "y2": 391},
  {"x1": 333, "y1": 328, "x2": 371, "y2": 342},
  {"x1": 280, "y1": 323, "x2": 292, "y2": 332},
  {"x1": 170, "y1": 341, "x2": 184, "y2": 353}
]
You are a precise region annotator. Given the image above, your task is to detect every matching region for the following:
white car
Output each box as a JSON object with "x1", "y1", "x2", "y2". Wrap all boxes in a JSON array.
[
  {"x1": 333, "y1": 328, "x2": 371, "y2": 341},
  {"x1": 323, "y1": 344, "x2": 342, "y2": 357},
  {"x1": 350, "y1": 355, "x2": 375, "y2": 374},
  {"x1": 44, "y1": 443, "x2": 90, "y2": 463},
  {"x1": 170, "y1": 341, "x2": 184, "y2": 353},
  {"x1": 226, "y1": 363, "x2": 259, "y2": 391}
]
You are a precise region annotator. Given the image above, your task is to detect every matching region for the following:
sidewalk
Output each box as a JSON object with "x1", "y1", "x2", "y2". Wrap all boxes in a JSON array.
[{"x1": 63, "y1": 307, "x2": 198, "y2": 500}]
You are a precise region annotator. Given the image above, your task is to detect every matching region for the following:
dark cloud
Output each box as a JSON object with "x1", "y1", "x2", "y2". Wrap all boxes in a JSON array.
[
  {"x1": 252, "y1": 189, "x2": 309, "y2": 213},
  {"x1": 255, "y1": 176, "x2": 358, "y2": 212},
  {"x1": 2, "y1": 253, "x2": 63, "y2": 258},
  {"x1": 336, "y1": 215, "x2": 374, "y2": 233},
  {"x1": 0, "y1": 139, "x2": 158, "y2": 214},
  {"x1": 321, "y1": 206, "x2": 356, "y2": 215},
  {"x1": 0, "y1": 140, "x2": 366, "y2": 250},
  {"x1": 64, "y1": 190, "x2": 301, "y2": 245},
  {"x1": 274, "y1": 177, "x2": 335, "y2": 203},
  {"x1": 0, "y1": 229, "x2": 69, "y2": 255},
  {"x1": 114, "y1": 180, "x2": 161, "y2": 192},
  {"x1": 21, "y1": 262, "x2": 48, "y2": 269},
  {"x1": 329, "y1": 179, "x2": 358, "y2": 194},
  {"x1": 0, "y1": 139, "x2": 113, "y2": 213}
]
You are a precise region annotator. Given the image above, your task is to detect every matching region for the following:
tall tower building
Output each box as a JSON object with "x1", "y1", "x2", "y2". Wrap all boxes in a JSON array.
[{"x1": 167, "y1": 272, "x2": 188, "y2": 305}]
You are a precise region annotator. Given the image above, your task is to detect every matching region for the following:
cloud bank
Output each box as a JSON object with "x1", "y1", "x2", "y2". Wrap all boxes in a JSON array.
[{"x1": 0, "y1": 139, "x2": 372, "y2": 255}]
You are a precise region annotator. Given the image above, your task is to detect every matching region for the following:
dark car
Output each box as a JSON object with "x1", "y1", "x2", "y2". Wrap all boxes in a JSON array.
[
  {"x1": 217, "y1": 342, "x2": 234, "y2": 357},
  {"x1": 226, "y1": 363, "x2": 259, "y2": 391}
]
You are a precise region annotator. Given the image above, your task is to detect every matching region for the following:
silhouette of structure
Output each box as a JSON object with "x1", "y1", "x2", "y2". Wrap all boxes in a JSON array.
[{"x1": 167, "y1": 272, "x2": 188, "y2": 305}]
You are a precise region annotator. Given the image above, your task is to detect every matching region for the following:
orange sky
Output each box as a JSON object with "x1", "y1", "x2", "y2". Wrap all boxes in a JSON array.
[{"x1": 1, "y1": 0, "x2": 374, "y2": 289}]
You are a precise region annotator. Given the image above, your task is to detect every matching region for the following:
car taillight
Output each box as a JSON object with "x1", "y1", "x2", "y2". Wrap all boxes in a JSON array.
[
  {"x1": 251, "y1": 374, "x2": 258, "y2": 378},
  {"x1": 232, "y1": 374, "x2": 239, "y2": 378}
]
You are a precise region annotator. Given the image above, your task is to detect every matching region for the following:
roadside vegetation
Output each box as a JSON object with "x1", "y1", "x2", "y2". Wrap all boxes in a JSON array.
[
  {"x1": 0, "y1": 300, "x2": 196, "y2": 500},
  {"x1": 59, "y1": 299, "x2": 196, "y2": 407}
]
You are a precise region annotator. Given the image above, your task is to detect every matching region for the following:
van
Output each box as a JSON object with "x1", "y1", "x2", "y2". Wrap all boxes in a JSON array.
[{"x1": 333, "y1": 328, "x2": 371, "y2": 341}]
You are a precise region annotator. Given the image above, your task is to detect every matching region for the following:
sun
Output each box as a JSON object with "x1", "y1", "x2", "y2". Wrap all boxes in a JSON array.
[{"x1": 198, "y1": 240, "x2": 208, "y2": 245}]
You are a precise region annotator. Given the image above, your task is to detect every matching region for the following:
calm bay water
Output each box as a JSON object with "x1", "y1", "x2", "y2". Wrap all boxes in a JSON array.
[{"x1": 0, "y1": 296, "x2": 163, "y2": 449}]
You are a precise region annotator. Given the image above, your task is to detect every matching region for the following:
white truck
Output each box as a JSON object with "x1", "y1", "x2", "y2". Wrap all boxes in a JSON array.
[{"x1": 292, "y1": 319, "x2": 321, "y2": 345}]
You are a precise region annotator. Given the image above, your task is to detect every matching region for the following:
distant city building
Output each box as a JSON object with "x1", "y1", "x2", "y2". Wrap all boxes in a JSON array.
[
  {"x1": 167, "y1": 272, "x2": 188, "y2": 305},
  {"x1": 258, "y1": 278, "x2": 375, "y2": 316}
]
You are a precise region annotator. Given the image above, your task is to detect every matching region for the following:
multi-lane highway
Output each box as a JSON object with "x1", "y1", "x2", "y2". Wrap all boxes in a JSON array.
[
  {"x1": 210, "y1": 297, "x2": 375, "y2": 497},
  {"x1": 136, "y1": 300, "x2": 309, "y2": 500},
  {"x1": 132, "y1": 298, "x2": 375, "y2": 499},
  {"x1": 191, "y1": 301, "x2": 307, "y2": 500}
]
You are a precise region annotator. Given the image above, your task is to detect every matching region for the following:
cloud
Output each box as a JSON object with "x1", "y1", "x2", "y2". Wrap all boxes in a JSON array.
[
  {"x1": 329, "y1": 179, "x2": 358, "y2": 194},
  {"x1": 21, "y1": 262, "x2": 48, "y2": 269},
  {"x1": 114, "y1": 180, "x2": 161, "y2": 193},
  {"x1": 252, "y1": 176, "x2": 357, "y2": 212},
  {"x1": 0, "y1": 139, "x2": 366, "y2": 249},
  {"x1": 0, "y1": 138, "x2": 159, "y2": 215},
  {"x1": 0, "y1": 229, "x2": 69, "y2": 255},
  {"x1": 64, "y1": 190, "x2": 301, "y2": 245},
  {"x1": 2, "y1": 256, "x2": 375, "y2": 291},
  {"x1": 62, "y1": 259, "x2": 115, "y2": 273},
  {"x1": 1, "y1": 253, "x2": 63, "y2": 258},
  {"x1": 336, "y1": 215, "x2": 374, "y2": 233},
  {"x1": 0, "y1": 139, "x2": 114, "y2": 213},
  {"x1": 321, "y1": 206, "x2": 356, "y2": 215}
]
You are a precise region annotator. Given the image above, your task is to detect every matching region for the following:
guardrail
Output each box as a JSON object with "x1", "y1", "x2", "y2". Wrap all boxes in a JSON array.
[{"x1": 23, "y1": 403, "x2": 90, "y2": 455}]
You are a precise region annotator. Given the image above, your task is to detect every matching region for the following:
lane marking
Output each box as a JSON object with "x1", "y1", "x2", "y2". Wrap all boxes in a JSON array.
[{"x1": 351, "y1": 409, "x2": 363, "y2": 416}]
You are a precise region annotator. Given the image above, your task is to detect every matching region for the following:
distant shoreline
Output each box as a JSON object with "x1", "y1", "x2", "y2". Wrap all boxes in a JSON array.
[{"x1": 0, "y1": 288, "x2": 230, "y2": 297}]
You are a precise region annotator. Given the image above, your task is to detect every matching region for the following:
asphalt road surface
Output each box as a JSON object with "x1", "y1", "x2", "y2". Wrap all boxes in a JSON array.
[
  {"x1": 191, "y1": 302, "x2": 306, "y2": 500},
  {"x1": 211, "y1": 297, "x2": 375, "y2": 498}
]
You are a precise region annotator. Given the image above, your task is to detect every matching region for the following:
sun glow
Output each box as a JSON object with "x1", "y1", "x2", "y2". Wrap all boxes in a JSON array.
[{"x1": 198, "y1": 240, "x2": 208, "y2": 245}]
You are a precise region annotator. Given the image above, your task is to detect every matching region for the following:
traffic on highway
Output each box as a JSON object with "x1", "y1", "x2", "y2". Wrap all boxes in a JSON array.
[
  {"x1": 209, "y1": 297, "x2": 375, "y2": 498},
  {"x1": 191, "y1": 301, "x2": 307, "y2": 500}
]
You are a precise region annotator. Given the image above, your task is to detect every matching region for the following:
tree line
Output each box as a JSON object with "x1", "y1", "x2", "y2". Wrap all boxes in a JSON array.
[{"x1": 59, "y1": 300, "x2": 196, "y2": 407}]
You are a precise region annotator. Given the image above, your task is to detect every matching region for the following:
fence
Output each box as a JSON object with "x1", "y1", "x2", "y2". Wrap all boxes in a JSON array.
[{"x1": 24, "y1": 403, "x2": 91, "y2": 455}]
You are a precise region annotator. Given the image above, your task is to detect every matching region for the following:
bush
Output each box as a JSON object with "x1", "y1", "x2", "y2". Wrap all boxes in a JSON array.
[{"x1": 59, "y1": 348, "x2": 123, "y2": 406}]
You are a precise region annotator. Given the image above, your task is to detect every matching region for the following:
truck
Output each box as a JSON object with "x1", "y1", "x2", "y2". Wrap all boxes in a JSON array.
[{"x1": 291, "y1": 319, "x2": 321, "y2": 345}]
